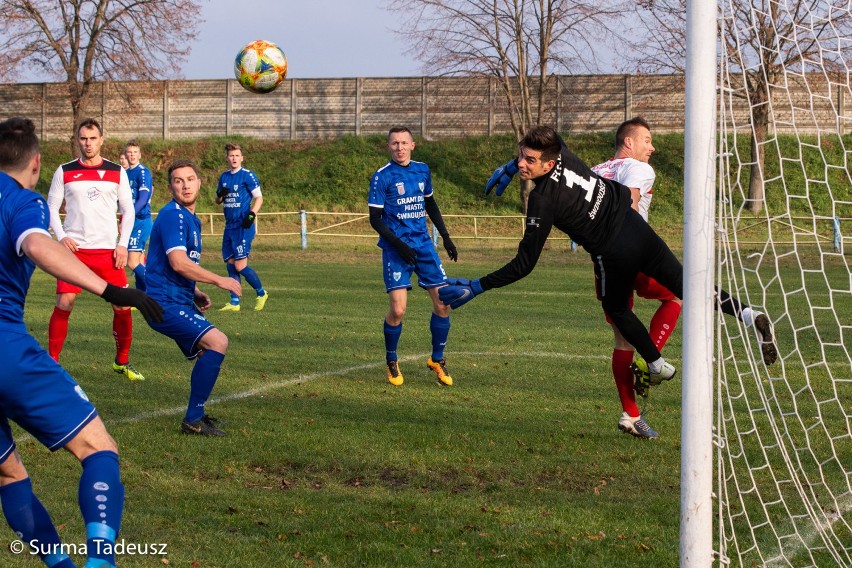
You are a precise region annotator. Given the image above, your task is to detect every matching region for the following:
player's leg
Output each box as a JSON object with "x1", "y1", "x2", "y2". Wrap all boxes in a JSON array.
[
  {"x1": 3, "y1": 337, "x2": 120, "y2": 567},
  {"x1": 183, "y1": 328, "x2": 229, "y2": 436},
  {"x1": 0, "y1": 438, "x2": 76, "y2": 567},
  {"x1": 87, "y1": 249, "x2": 143, "y2": 381},
  {"x1": 64, "y1": 419, "x2": 124, "y2": 568},
  {"x1": 127, "y1": 219, "x2": 150, "y2": 291},
  {"x1": 234, "y1": 227, "x2": 268, "y2": 311},
  {"x1": 49, "y1": 291, "x2": 78, "y2": 361},
  {"x1": 220, "y1": 231, "x2": 242, "y2": 310},
  {"x1": 425, "y1": 287, "x2": 453, "y2": 386},
  {"x1": 382, "y1": 249, "x2": 413, "y2": 386},
  {"x1": 635, "y1": 273, "x2": 682, "y2": 351}
]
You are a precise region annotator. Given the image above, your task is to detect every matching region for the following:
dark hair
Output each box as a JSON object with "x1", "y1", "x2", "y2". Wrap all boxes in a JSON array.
[
  {"x1": 76, "y1": 117, "x2": 103, "y2": 136},
  {"x1": 615, "y1": 117, "x2": 651, "y2": 150},
  {"x1": 125, "y1": 139, "x2": 140, "y2": 151},
  {"x1": 0, "y1": 117, "x2": 40, "y2": 171},
  {"x1": 387, "y1": 126, "x2": 413, "y2": 140},
  {"x1": 519, "y1": 126, "x2": 561, "y2": 162},
  {"x1": 224, "y1": 143, "x2": 242, "y2": 153},
  {"x1": 168, "y1": 160, "x2": 200, "y2": 181}
]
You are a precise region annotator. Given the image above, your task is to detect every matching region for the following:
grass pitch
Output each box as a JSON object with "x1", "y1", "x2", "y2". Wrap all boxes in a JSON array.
[{"x1": 6, "y1": 246, "x2": 685, "y2": 567}]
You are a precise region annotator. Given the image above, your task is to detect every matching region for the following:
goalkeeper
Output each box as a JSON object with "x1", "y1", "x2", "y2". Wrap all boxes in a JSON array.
[
  {"x1": 369, "y1": 126, "x2": 459, "y2": 387},
  {"x1": 215, "y1": 143, "x2": 269, "y2": 312},
  {"x1": 441, "y1": 125, "x2": 776, "y2": 395}
]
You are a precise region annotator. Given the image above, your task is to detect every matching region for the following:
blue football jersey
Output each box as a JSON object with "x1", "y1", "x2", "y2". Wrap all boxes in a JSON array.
[
  {"x1": 0, "y1": 172, "x2": 52, "y2": 326},
  {"x1": 126, "y1": 163, "x2": 153, "y2": 218},
  {"x1": 368, "y1": 160, "x2": 434, "y2": 249},
  {"x1": 146, "y1": 200, "x2": 203, "y2": 306},
  {"x1": 217, "y1": 168, "x2": 261, "y2": 229}
]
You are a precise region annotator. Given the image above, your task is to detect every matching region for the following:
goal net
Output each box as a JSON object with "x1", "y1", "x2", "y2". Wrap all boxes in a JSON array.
[{"x1": 713, "y1": 1, "x2": 852, "y2": 565}]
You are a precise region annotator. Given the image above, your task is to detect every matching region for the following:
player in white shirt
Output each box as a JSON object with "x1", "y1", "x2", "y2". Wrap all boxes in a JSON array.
[
  {"x1": 588, "y1": 118, "x2": 681, "y2": 439},
  {"x1": 46, "y1": 118, "x2": 146, "y2": 380}
]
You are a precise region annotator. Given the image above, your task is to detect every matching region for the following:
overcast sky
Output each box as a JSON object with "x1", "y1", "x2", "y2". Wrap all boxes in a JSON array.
[{"x1": 187, "y1": 0, "x2": 419, "y2": 80}]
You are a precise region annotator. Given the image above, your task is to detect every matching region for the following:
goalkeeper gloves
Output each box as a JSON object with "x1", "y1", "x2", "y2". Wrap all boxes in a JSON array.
[
  {"x1": 242, "y1": 211, "x2": 256, "y2": 228},
  {"x1": 442, "y1": 235, "x2": 458, "y2": 262},
  {"x1": 216, "y1": 185, "x2": 229, "y2": 199},
  {"x1": 101, "y1": 283, "x2": 164, "y2": 323},
  {"x1": 438, "y1": 277, "x2": 483, "y2": 310},
  {"x1": 484, "y1": 158, "x2": 519, "y2": 196}
]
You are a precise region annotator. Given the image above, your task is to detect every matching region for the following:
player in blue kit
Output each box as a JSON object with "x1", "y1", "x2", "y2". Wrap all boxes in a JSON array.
[
  {"x1": 215, "y1": 143, "x2": 268, "y2": 312},
  {"x1": 124, "y1": 140, "x2": 153, "y2": 291},
  {"x1": 369, "y1": 126, "x2": 459, "y2": 387},
  {"x1": 146, "y1": 160, "x2": 243, "y2": 436},
  {"x1": 0, "y1": 117, "x2": 163, "y2": 568}
]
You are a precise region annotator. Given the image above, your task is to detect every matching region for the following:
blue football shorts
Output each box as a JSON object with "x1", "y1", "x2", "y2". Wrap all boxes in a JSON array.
[
  {"x1": 382, "y1": 243, "x2": 448, "y2": 292},
  {"x1": 0, "y1": 329, "x2": 98, "y2": 460},
  {"x1": 147, "y1": 304, "x2": 215, "y2": 360},
  {"x1": 128, "y1": 217, "x2": 153, "y2": 252},
  {"x1": 222, "y1": 224, "x2": 256, "y2": 262}
]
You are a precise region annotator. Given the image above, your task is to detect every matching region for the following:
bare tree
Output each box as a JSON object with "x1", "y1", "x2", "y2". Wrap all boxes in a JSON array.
[
  {"x1": 387, "y1": 0, "x2": 627, "y2": 208},
  {"x1": 0, "y1": 0, "x2": 202, "y2": 140},
  {"x1": 631, "y1": 0, "x2": 852, "y2": 213}
]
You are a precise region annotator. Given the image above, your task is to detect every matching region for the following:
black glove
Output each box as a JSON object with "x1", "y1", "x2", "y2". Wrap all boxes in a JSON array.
[
  {"x1": 242, "y1": 211, "x2": 256, "y2": 228},
  {"x1": 392, "y1": 238, "x2": 417, "y2": 265},
  {"x1": 443, "y1": 235, "x2": 458, "y2": 262},
  {"x1": 101, "y1": 283, "x2": 165, "y2": 323}
]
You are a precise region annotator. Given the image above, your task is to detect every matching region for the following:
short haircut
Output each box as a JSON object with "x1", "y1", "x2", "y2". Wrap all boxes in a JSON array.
[
  {"x1": 615, "y1": 117, "x2": 651, "y2": 150},
  {"x1": 125, "y1": 139, "x2": 140, "y2": 151},
  {"x1": 0, "y1": 117, "x2": 40, "y2": 171},
  {"x1": 519, "y1": 126, "x2": 561, "y2": 162},
  {"x1": 387, "y1": 126, "x2": 413, "y2": 140},
  {"x1": 224, "y1": 143, "x2": 242, "y2": 154},
  {"x1": 168, "y1": 160, "x2": 200, "y2": 182},
  {"x1": 77, "y1": 117, "x2": 103, "y2": 136}
]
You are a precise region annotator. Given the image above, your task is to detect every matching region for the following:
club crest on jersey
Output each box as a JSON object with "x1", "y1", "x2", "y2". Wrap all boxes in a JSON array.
[
  {"x1": 396, "y1": 182, "x2": 405, "y2": 195},
  {"x1": 418, "y1": 182, "x2": 424, "y2": 192},
  {"x1": 393, "y1": 271, "x2": 402, "y2": 282},
  {"x1": 86, "y1": 187, "x2": 101, "y2": 201},
  {"x1": 97, "y1": 170, "x2": 106, "y2": 179}
]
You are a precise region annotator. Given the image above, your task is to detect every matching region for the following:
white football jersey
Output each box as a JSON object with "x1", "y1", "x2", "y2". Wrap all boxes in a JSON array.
[
  {"x1": 591, "y1": 157, "x2": 655, "y2": 223},
  {"x1": 47, "y1": 159, "x2": 135, "y2": 249}
]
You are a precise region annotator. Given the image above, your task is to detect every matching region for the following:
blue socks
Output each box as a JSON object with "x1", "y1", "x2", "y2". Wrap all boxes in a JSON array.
[
  {"x1": 384, "y1": 320, "x2": 402, "y2": 362},
  {"x1": 0, "y1": 477, "x2": 74, "y2": 567},
  {"x1": 79, "y1": 450, "x2": 124, "y2": 568},
  {"x1": 430, "y1": 313, "x2": 451, "y2": 361},
  {"x1": 225, "y1": 263, "x2": 241, "y2": 304},
  {"x1": 186, "y1": 350, "x2": 225, "y2": 423},
  {"x1": 131, "y1": 264, "x2": 147, "y2": 292},
  {"x1": 238, "y1": 266, "x2": 264, "y2": 296}
]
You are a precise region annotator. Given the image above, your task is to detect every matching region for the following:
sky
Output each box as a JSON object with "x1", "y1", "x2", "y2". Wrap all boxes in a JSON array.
[{"x1": 186, "y1": 0, "x2": 420, "y2": 80}]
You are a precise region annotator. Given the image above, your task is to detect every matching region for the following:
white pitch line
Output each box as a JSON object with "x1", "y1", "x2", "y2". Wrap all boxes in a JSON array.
[{"x1": 14, "y1": 350, "x2": 611, "y2": 442}]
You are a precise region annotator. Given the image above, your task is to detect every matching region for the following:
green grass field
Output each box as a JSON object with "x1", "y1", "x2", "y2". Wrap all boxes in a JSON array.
[{"x1": 4, "y1": 245, "x2": 689, "y2": 568}]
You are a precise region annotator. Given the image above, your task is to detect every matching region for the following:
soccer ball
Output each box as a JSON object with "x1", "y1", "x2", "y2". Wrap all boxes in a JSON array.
[{"x1": 234, "y1": 40, "x2": 288, "y2": 94}]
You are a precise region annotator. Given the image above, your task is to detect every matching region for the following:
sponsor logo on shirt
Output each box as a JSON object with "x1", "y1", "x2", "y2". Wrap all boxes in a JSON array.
[{"x1": 86, "y1": 187, "x2": 101, "y2": 201}]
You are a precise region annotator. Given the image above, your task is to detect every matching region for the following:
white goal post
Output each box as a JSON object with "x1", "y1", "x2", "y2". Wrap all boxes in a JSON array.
[{"x1": 684, "y1": 0, "x2": 852, "y2": 566}]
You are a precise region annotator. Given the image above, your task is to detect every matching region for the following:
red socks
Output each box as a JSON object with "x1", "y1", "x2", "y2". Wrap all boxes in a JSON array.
[
  {"x1": 649, "y1": 300, "x2": 682, "y2": 351},
  {"x1": 612, "y1": 348, "x2": 639, "y2": 417},
  {"x1": 48, "y1": 307, "x2": 71, "y2": 361},
  {"x1": 112, "y1": 308, "x2": 133, "y2": 365}
]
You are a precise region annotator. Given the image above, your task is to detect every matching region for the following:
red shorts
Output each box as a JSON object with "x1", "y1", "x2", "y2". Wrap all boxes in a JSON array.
[
  {"x1": 595, "y1": 272, "x2": 677, "y2": 324},
  {"x1": 55, "y1": 249, "x2": 127, "y2": 294}
]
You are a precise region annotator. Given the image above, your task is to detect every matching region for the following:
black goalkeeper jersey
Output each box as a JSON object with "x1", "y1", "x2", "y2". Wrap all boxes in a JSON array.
[{"x1": 480, "y1": 141, "x2": 632, "y2": 291}]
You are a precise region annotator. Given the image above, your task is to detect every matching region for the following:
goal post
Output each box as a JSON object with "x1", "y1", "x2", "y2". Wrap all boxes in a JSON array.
[
  {"x1": 686, "y1": 0, "x2": 852, "y2": 565},
  {"x1": 681, "y1": 0, "x2": 718, "y2": 564}
]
